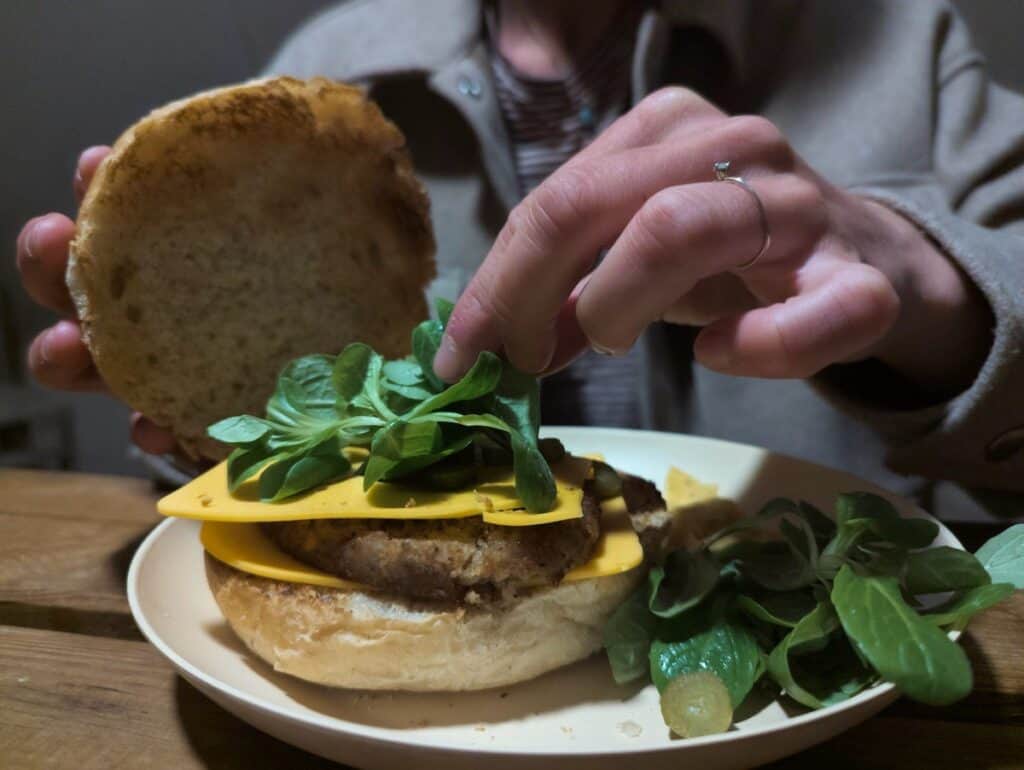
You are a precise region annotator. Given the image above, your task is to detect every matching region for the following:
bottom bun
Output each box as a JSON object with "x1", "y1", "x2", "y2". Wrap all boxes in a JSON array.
[{"x1": 205, "y1": 553, "x2": 644, "y2": 691}]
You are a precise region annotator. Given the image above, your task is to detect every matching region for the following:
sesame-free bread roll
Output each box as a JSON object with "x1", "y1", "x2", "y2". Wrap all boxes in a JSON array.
[
  {"x1": 205, "y1": 554, "x2": 643, "y2": 692},
  {"x1": 68, "y1": 77, "x2": 435, "y2": 459}
]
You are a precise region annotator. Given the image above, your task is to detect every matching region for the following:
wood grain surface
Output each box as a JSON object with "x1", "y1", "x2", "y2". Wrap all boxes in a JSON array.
[{"x1": 1, "y1": 468, "x2": 1022, "y2": 770}]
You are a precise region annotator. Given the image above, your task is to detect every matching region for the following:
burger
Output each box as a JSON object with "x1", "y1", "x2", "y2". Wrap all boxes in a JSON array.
[{"x1": 70, "y1": 77, "x2": 670, "y2": 692}]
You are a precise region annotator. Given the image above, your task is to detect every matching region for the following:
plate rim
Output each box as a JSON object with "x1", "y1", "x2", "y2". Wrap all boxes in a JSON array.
[{"x1": 127, "y1": 426, "x2": 964, "y2": 759}]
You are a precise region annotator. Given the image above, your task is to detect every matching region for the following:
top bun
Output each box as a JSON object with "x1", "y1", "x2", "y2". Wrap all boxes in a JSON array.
[{"x1": 68, "y1": 77, "x2": 436, "y2": 459}]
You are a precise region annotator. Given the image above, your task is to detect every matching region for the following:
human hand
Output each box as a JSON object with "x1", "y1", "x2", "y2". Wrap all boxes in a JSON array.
[
  {"x1": 435, "y1": 88, "x2": 991, "y2": 396},
  {"x1": 16, "y1": 146, "x2": 177, "y2": 453}
]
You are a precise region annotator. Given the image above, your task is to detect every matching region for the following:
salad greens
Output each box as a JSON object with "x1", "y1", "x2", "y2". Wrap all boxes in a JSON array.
[
  {"x1": 207, "y1": 298, "x2": 557, "y2": 512},
  {"x1": 603, "y1": 492, "x2": 1024, "y2": 735}
]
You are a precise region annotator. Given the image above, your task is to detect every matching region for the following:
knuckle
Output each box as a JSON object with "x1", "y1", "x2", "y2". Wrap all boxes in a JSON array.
[
  {"x1": 504, "y1": 198, "x2": 557, "y2": 259},
  {"x1": 463, "y1": 278, "x2": 518, "y2": 335},
  {"x1": 637, "y1": 189, "x2": 687, "y2": 246},
  {"x1": 818, "y1": 266, "x2": 899, "y2": 363},
  {"x1": 785, "y1": 176, "x2": 829, "y2": 240},
  {"x1": 482, "y1": 291, "x2": 519, "y2": 333},
  {"x1": 849, "y1": 265, "x2": 900, "y2": 328},
  {"x1": 630, "y1": 86, "x2": 705, "y2": 132},
  {"x1": 530, "y1": 165, "x2": 596, "y2": 231},
  {"x1": 789, "y1": 176, "x2": 827, "y2": 213},
  {"x1": 509, "y1": 167, "x2": 593, "y2": 252},
  {"x1": 629, "y1": 188, "x2": 698, "y2": 271},
  {"x1": 494, "y1": 215, "x2": 519, "y2": 253},
  {"x1": 642, "y1": 186, "x2": 693, "y2": 229},
  {"x1": 516, "y1": 200, "x2": 558, "y2": 255},
  {"x1": 642, "y1": 85, "x2": 702, "y2": 111},
  {"x1": 726, "y1": 115, "x2": 793, "y2": 166},
  {"x1": 727, "y1": 114, "x2": 782, "y2": 147}
]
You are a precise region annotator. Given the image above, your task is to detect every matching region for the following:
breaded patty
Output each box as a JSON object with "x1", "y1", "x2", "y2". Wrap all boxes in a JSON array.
[
  {"x1": 264, "y1": 476, "x2": 669, "y2": 603},
  {"x1": 265, "y1": 490, "x2": 601, "y2": 602},
  {"x1": 622, "y1": 473, "x2": 674, "y2": 557}
]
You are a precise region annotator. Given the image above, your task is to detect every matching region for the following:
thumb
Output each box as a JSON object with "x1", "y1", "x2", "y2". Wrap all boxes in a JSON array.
[{"x1": 693, "y1": 265, "x2": 898, "y2": 378}]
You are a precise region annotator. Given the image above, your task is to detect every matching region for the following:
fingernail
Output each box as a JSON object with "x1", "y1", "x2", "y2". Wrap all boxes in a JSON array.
[
  {"x1": 38, "y1": 328, "x2": 55, "y2": 365},
  {"x1": 590, "y1": 340, "x2": 624, "y2": 357},
  {"x1": 432, "y1": 334, "x2": 461, "y2": 382},
  {"x1": 23, "y1": 220, "x2": 42, "y2": 262}
]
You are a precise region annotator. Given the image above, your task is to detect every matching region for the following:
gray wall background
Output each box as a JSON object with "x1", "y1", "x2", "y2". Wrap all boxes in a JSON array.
[{"x1": 1, "y1": 0, "x2": 1022, "y2": 476}]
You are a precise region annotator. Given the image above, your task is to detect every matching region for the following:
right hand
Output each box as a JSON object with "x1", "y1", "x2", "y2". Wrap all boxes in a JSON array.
[{"x1": 16, "y1": 146, "x2": 177, "y2": 454}]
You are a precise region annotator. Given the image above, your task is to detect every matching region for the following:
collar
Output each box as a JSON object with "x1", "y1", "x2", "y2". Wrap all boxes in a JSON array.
[
  {"x1": 318, "y1": 0, "x2": 754, "y2": 85},
  {"x1": 311, "y1": 0, "x2": 757, "y2": 210}
]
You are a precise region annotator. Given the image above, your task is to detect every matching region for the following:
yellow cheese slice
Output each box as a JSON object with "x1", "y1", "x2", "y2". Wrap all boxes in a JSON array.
[
  {"x1": 562, "y1": 494, "x2": 643, "y2": 580},
  {"x1": 200, "y1": 492, "x2": 643, "y2": 590},
  {"x1": 663, "y1": 465, "x2": 745, "y2": 549},
  {"x1": 159, "y1": 455, "x2": 590, "y2": 526},
  {"x1": 664, "y1": 466, "x2": 719, "y2": 510},
  {"x1": 201, "y1": 518, "x2": 362, "y2": 590}
]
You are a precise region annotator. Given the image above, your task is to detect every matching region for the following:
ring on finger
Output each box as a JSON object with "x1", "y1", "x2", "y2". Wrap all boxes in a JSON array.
[{"x1": 713, "y1": 161, "x2": 771, "y2": 271}]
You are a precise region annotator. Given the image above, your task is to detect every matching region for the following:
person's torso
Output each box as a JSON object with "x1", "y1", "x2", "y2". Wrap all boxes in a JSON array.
[{"x1": 264, "y1": 0, "x2": 999, "y2": 520}]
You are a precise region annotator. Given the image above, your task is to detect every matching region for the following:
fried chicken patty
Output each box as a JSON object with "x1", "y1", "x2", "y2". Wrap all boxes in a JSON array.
[{"x1": 264, "y1": 476, "x2": 669, "y2": 603}]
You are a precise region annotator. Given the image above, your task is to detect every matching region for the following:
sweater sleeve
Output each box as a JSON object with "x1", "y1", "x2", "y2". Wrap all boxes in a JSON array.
[{"x1": 818, "y1": 11, "x2": 1024, "y2": 491}]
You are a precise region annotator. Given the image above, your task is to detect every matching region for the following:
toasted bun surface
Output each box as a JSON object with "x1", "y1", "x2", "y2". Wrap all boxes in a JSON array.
[
  {"x1": 68, "y1": 77, "x2": 435, "y2": 459},
  {"x1": 206, "y1": 554, "x2": 643, "y2": 691}
]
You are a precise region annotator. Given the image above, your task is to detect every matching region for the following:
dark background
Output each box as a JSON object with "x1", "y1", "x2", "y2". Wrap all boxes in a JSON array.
[{"x1": 1, "y1": 0, "x2": 1021, "y2": 476}]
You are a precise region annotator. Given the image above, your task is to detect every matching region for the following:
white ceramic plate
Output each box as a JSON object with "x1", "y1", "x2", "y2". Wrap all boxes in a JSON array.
[{"x1": 128, "y1": 427, "x2": 965, "y2": 770}]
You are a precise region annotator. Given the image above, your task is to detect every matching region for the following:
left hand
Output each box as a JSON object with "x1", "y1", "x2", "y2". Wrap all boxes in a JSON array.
[{"x1": 435, "y1": 87, "x2": 991, "y2": 395}]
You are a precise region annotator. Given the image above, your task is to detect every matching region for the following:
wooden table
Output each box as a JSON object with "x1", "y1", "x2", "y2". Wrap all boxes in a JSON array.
[{"x1": 2, "y1": 469, "x2": 1022, "y2": 769}]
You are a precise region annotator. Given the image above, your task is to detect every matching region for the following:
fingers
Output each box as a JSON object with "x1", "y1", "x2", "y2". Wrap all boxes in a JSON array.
[
  {"x1": 17, "y1": 145, "x2": 110, "y2": 316},
  {"x1": 436, "y1": 118, "x2": 800, "y2": 380},
  {"x1": 74, "y1": 146, "x2": 111, "y2": 203},
  {"x1": 28, "y1": 320, "x2": 107, "y2": 391},
  {"x1": 542, "y1": 277, "x2": 592, "y2": 374},
  {"x1": 130, "y1": 413, "x2": 179, "y2": 455},
  {"x1": 30, "y1": 322, "x2": 177, "y2": 454},
  {"x1": 693, "y1": 263, "x2": 899, "y2": 378},
  {"x1": 436, "y1": 160, "x2": 639, "y2": 379},
  {"x1": 566, "y1": 87, "x2": 723, "y2": 166},
  {"x1": 576, "y1": 175, "x2": 826, "y2": 354},
  {"x1": 19, "y1": 147, "x2": 110, "y2": 314},
  {"x1": 16, "y1": 214, "x2": 78, "y2": 315},
  {"x1": 662, "y1": 274, "x2": 759, "y2": 327}
]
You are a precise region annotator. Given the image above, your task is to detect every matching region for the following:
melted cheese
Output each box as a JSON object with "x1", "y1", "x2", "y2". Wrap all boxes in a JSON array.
[
  {"x1": 200, "y1": 492, "x2": 643, "y2": 590},
  {"x1": 159, "y1": 455, "x2": 590, "y2": 526}
]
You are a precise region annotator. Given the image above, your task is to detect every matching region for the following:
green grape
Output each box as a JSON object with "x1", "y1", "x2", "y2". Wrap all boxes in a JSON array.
[
  {"x1": 591, "y1": 460, "x2": 623, "y2": 500},
  {"x1": 659, "y1": 671, "x2": 733, "y2": 738}
]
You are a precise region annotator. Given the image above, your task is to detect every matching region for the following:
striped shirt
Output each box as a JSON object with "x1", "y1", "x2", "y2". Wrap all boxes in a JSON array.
[
  {"x1": 488, "y1": 7, "x2": 638, "y2": 196},
  {"x1": 487, "y1": 7, "x2": 645, "y2": 428}
]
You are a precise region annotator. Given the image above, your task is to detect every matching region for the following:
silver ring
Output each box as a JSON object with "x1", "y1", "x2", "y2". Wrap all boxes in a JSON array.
[{"x1": 713, "y1": 161, "x2": 771, "y2": 271}]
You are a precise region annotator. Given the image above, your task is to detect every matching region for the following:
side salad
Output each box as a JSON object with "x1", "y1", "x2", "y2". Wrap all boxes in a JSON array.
[{"x1": 603, "y1": 492, "x2": 1024, "y2": 738}]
